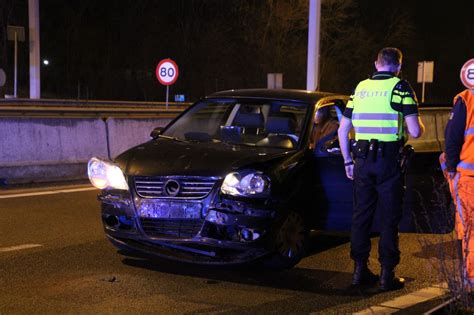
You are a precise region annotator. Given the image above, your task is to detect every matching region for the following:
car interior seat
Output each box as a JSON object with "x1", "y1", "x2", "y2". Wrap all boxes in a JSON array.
[
  {"x1": 233, "y1": 111, "x2": 265, "y2": 135},
  {"x1": 256, "y1": 116, "x2": 297, "y2": 149}
]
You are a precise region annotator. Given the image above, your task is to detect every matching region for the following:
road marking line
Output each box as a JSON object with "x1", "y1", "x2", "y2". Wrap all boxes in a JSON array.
[
  {"x1": 0, "y1": 187, "x2": 97, "y2": 199},
  {"x1": 0, "y1": 244, "x2": 43, "y2": 252},
  {"x1": 352, "y1": 305, "x2": 400, "y2": 314},
  {"x1": 353, "y1": 282, "x2": 448, "y2": 315}
]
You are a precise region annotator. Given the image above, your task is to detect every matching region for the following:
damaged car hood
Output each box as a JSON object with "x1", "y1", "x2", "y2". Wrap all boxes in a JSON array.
[{"x1": 116, "y1": 137, "x2": 293, "y2": 177}]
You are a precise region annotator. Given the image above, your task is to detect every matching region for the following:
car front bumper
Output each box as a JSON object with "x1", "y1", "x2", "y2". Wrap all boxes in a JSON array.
[{"x1": 98, "y1": 190, "x2": 278, "y2": 264}]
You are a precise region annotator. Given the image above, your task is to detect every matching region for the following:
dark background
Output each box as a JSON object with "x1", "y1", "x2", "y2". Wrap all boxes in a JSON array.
[{"x1": 1, "y1": 0, "x2": 473, "y2": 103}]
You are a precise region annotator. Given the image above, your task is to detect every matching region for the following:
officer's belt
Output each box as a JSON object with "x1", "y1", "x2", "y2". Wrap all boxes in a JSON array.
[{"x1": 352, "y1": 139, "x2": 402, "y2": 159}]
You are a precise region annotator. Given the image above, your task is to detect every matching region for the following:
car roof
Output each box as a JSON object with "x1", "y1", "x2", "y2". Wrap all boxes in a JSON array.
[{"x1": 208, "y1": 89, "x2": 337, "y2": 104}]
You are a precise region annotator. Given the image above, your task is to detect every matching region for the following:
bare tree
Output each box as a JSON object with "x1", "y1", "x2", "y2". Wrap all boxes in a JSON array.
[
  {"x1": 318, "y1": 0, "x2": 417, "y2": 93},
  {"x1": 37, "y1": 0, "x2": 419, "y2": 100}
]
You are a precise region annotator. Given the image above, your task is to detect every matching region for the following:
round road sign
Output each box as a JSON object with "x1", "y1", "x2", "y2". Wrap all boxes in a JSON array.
[
  {"x1": 156, "y1": 59, "x2": 179, "y2": 86},
  {"x1": 460, "y1": 59, "x2": 474, "y2": 89}
]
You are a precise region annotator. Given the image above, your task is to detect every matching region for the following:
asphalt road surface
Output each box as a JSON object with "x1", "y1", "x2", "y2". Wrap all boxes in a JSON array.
[{"x1": 0, "y1": 185, "x2": 456, "y2": 314}]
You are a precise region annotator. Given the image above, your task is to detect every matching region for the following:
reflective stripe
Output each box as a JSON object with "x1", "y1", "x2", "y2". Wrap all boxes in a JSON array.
[
  {"x1": 465, "y1": 127, "x2": 474, "y2": 136},
  {"x1": 440, "y1": 160, "x2": 447, "y2": 172},
  {"x1": 354, "y1": 127, "x2": 399, "y2": 134},
  {"x1": 392, "y1": 95, "x2": 402, "y2": 103},
  {"x1": 458, "y1": 161, "x2": 474, "y2": 170},
  {"x1": 454, "y1": 173, "x2": 464, "y2": 226},
  {"x1": 352, "y1": 113, "x2": 398, "y2": 120},
  {"x1": 402, "y1": 98, "x2": 417, "y2": 105},
  {"x1": 393, "y1": 90, "x2": 411, "y2": 96}
]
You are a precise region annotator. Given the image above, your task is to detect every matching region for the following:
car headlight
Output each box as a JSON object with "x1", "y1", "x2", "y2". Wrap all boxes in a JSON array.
[
  {"x1": 221, "y1": 171, "x2": 270, "y2": 197},
  {"x1": 87, "y1": 157, "x2": 129, "y2": 190}
]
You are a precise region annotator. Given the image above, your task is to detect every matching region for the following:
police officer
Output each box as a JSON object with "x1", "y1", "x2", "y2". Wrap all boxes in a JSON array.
[{"x1": 338, "y1": 47, "x2": 425, "y2": 291}]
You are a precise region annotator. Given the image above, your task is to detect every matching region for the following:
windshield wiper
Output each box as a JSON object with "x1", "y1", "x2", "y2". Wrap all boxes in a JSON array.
[
  {"x1": 220, "y1": 140, "x2": 256, "y2": 147},
  {"x1": 158, "y1": 135, "x2": 189, "y2": 143}
]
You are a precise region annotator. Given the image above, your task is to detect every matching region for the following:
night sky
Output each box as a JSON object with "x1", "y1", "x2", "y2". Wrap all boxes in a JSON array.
[{"x1": 1, "y1": 0, "x2": 473, "y2": 104}]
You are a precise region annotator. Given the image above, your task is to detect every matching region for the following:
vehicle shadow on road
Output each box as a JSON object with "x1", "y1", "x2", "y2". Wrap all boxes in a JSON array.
[
  {"x1": 122, "y1": 256, "x2": 373, "y2": 297},
  {"x1": 306, "y1": 230, "x2": 351, "y2": 255},
  {"x1": 119, "y1": 231, "x2": 379, "y2": 298}
]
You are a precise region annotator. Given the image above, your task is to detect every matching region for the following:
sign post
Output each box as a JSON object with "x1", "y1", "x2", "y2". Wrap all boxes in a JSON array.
[
  {"x1": 156, "y1": 59, "x2": 179, "y2": 109},
  {"x1": 0, "y1": 69, "x2": 6, "y2": 88},
  {"x1": 7, "y1": 26, "x2": 25, "y2": 98},
  {"x1": 460, "y1": 59, "x2": 474, "y2": 90},
  {"x1": 417, "y1": 61, "x2": 434, "y2": 103},
  {"x1": 267, "y1": 73, "x2": 283, "y2": 89}
]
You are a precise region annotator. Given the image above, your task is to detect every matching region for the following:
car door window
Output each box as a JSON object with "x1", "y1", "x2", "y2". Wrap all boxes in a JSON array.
[{"x1": 311, "y1": 104, "x2": 341, "y2": 155}]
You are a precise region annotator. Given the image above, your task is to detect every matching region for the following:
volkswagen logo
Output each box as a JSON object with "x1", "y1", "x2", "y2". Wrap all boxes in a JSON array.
[{"x1": 163, "y1": 179, "x2": 180, "y2": 197}]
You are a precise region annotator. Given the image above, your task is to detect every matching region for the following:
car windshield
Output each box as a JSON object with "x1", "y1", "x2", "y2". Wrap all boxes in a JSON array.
[{"x1": 162, "y1": 98, "x2": 311, "y2": 149}]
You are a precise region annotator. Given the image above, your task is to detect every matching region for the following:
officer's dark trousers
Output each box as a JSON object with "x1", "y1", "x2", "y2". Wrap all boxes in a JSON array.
[{"x1": 351, "y1": 147, "x2": 403, "y2": 268}]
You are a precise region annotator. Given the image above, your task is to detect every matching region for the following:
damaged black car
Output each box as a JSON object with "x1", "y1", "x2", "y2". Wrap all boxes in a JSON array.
[{"x1": 88, "y1": 89, "x2": 452, "y2": 269}]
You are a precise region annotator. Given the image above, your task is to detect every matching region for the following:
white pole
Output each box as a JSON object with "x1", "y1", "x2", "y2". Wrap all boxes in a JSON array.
[
  {"x1": 14, "y1": 31, "x2": 18, "y2": 98},
  {"x1": 166, "y1": 86, "x2": 169, "y2": 110},
  {"x1": 421, "y1": 61, "x2": 425, "y2": 104},
  {"x1": 306, "y1": 0, "x2": 321, "y2": 91},
  {"x1": 28, "y1": 0, "x2": 41, "y2": 99}
]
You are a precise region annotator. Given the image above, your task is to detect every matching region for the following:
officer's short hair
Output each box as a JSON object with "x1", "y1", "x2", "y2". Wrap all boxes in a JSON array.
[{"x1": 377, "y1": 47, "x2": 403, "y2": 67}]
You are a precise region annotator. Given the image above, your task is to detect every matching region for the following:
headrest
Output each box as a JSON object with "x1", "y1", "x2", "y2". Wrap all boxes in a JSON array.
[
  {"x1": 233, "y1": 112, "x2": 264, "y2": 128},
  {"x1": 266, "y1": 116, "x2": 296, "y2": 134}
]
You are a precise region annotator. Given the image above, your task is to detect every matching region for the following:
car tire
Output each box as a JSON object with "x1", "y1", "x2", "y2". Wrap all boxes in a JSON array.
[{"x1": 263, "y1": 210, "x2": 308, "y2": 270}]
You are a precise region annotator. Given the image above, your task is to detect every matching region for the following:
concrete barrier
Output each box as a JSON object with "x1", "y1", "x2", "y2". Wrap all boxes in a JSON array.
[
  {"x1": 0, "y1": 99, "x2": 187, "y2": 185},
  {"x1": 407, "y1": 107, "x2": 451, "y2": 152},
  {"x1": 106, "y1": 118, "x2": 172, "y2": 158},
  {"x1": 0, "y1": 117, "x2": 173, "y2": 184}
]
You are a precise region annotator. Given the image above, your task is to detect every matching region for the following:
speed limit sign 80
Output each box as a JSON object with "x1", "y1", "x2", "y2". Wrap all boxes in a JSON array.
[
  {"x1": 460, "y1": 59, "x2": 474, "y2": 90},
  {"x1": 156, "y1": 59, "x2": 179, "y2": 86}
]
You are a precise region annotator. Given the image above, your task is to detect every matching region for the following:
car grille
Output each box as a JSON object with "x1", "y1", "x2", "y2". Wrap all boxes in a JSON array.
[
  {"x1": 134, "y1": 176, "x2": 218, "y2": 199},
  {"x1": 140, "y1": 218, "x2": 203, "y2": 239}
]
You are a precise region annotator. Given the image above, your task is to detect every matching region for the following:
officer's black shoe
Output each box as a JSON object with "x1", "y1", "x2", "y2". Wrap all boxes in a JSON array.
[
  {"x1": 379, "y1": 267, "x2": 405, "y2": 292},
  {"x1": 351, "y1": 262, "x2": 379, "y2": 286}
]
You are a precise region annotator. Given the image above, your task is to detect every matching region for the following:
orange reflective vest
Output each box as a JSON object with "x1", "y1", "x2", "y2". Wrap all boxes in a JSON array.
[{"x1": 454, "y1": 90, "x2": 474, "y2": 176}]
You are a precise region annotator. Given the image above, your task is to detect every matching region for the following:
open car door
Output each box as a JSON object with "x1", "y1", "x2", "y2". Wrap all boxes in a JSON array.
[{"x1": 310, "y1": 98, "x2": 454, "y2": 234}]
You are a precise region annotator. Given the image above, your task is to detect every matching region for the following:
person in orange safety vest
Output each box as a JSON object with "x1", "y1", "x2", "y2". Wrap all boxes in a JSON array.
[{"x1": 441, "y1": 87, "x2": 474, "y2": 289}]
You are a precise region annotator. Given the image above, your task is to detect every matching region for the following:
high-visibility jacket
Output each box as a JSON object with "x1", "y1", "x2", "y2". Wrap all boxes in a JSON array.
[
  {"x1": 350, "y1": 77, "x2": 403, "y2": 142},
  {"x1": 454, "y1": 90, "x2": 474, "y2": 176}
]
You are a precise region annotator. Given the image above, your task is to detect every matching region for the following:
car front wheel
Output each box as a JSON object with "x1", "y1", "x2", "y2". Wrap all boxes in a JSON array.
[{"x1": 263, "y1": 210, "x2": 308, "y2": 269}]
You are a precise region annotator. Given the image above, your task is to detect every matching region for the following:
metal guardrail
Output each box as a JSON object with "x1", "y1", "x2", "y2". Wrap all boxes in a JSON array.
[{"x1": 0, "y1": 98, "x2": 192, "y2": 118}]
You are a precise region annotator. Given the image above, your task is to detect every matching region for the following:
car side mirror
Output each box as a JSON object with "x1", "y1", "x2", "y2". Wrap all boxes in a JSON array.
[{"x1": 150, "y1": 127, "x2": 164, "y2": 139}]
